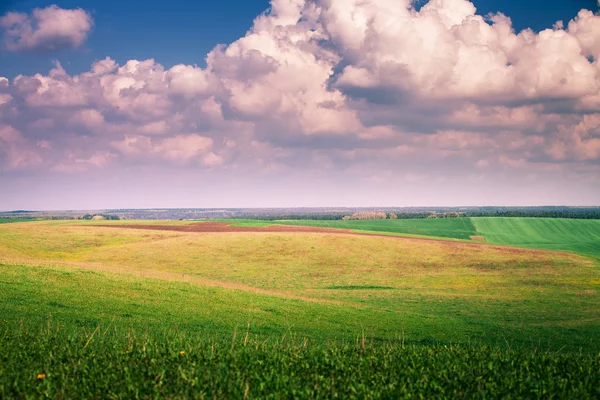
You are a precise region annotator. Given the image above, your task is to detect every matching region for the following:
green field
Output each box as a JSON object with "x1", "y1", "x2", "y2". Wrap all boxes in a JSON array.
[
  {"x1": 472, "y1": 217, "x2": 600, "y2": 259},
  {"x1": 0, "y1": 218, "x2": 32, "y2": 224},
  {"x1": 239, "y1": 217, "x2": 600, "y2": 259},
  {"x1": 1, "y1": 219, "x2": 599, "y2": 397},
  {"x1": 234, "y1": 218, "x2": 479, "y2": 240}
]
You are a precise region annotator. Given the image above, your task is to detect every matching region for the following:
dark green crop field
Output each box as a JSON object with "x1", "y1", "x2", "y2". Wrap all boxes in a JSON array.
[
  {"x1": 234, "y1": 218, "x2": 479, "y2": 240},
  {"x1": 471, "y1": 217, "x2": 600, "y2": 259},
  {"x1": 0, "y1": 219, "x2": 599, "y2": 398},
  {"x1": 0, "y1": 218, "x2": 32, "y2": 224},
  {"x1": 240, "y1": 217, "x2": 600, "y2": 259}
]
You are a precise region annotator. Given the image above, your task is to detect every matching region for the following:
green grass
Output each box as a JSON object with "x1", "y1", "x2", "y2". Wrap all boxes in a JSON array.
[
  {"x1": 2, "y1": 323, "x2": 598, "y2": 399},
  {"x1": 0, "y1": 221, "x2": 598, "y2": 347},
  {"x1": 243, "y1": 218, "x2": 479, "y2": 240},
  {"x1": 1, "y1": 219, "x2": 599, "y2": 397},
  {"x1": 1, "y1": 258, "x2": 599, "y2": 398},
  {"x1": 0, "y1": 218, "x2": 32, "y2": 224},
  {"x1": 228, "y1": 219, "x2": 275, "y2": 228},
  {"x1": 245, "y1": 217, "x2": 600, "y2": 259},
  {"x1": 472, "y1": 217, "x2": 600, "y2": 259}
]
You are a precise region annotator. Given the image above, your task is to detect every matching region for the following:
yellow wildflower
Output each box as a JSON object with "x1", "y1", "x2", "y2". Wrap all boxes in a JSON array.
[
  {"x1": 180, "y1": 351, "x2": 185, "y2": 356},
  {"x1": 37, "y1": 373, "x2": 46, "y2": 380}
]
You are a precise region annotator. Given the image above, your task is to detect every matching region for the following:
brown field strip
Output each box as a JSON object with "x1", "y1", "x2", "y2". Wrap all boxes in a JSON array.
[
  {"x1": 97, "y1": 222, "x2": 357, "y2": 234},
  {"x1": 91, "y1": 222, "x2": 578, "y2": 258}
]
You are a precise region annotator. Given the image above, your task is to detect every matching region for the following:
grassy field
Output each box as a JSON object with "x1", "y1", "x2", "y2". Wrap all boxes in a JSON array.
[
  {"x1": 232, "y1": 218, "x2": 479, "y2": 240},
  {"x1": 235, "y1": 217, "x2": 600, "y2": 259},
  {"x1": 1, "y1": 220, "x2": 599, "y2": 397},
  {"x1": 0, "y1": 218, "x2": 33, "y2": 224},
  {"x1": 3, "y1": 323, "x2": 598, "y2": 398},
  {"x1": 472, "y1": 217, "x2": 600, "y2": 259}
]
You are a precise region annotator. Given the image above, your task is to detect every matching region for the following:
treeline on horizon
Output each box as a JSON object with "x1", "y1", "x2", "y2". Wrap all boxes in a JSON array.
[
  {"x1": 239, "y1": 209, "x2": 600, "y2": 221},
  {"x1": 1, "y1": 207, "x2": 600, "y2": 221},
  {"x1": 0, "y1": 214, "x2": 121, "y2": 222}
]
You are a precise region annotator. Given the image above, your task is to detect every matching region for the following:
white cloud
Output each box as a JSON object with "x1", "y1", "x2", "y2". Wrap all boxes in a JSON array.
[
  {"x1": 52, "y1": 151, "x2": 115, "y2": 173},
  {"x1": 155, "y1": 134, "x2": 214, "y2": 163},
  {"x1": 0, "y1": 5, "x2": 93, "y2": 52},
  {"x1": 68, "y1": 109, "x2": 105, "y2": 129},
  {"x1": 0, "y1": 124, "x2": 43, "y2": 170},
  {"x1": 568, "y1": 9, "x2": 600, "y2": 58},
  {"x1": 111, "y1": 134, "x2": 218, "y2": 166},
  {"x1": 0, "y1": 0, "x2": 599, "y2": 185},
  {"x1": 326, "y1": 0, "x2": 599, "y2": 102}
]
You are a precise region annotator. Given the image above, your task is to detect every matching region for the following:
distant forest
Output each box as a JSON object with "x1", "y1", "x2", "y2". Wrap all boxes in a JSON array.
[
  {"x1": 239, "y1": 208, "x2": 600, "y2": 220},
  {"x1": 1, "y1": 206, "x2": 599, "y2": 221}
]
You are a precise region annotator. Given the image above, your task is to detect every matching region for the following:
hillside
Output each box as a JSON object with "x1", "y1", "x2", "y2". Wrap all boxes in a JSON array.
[
  {"x1": 1, "y1": 220, "x2": 599, "y2": 397},
  {"x1": 258, "y1": 217, "x2": 600, "y2": 259}
]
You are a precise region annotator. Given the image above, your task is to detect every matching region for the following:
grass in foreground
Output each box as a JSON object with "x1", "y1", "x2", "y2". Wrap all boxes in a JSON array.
[{"x1": 2, "y1": 322, "x2": 598, "y2": 399}]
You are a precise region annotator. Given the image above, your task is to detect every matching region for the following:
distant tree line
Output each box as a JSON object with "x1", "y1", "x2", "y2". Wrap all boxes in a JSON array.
[
  {"x1": 467, "y1": 210, "x2": 600, "y2": 219},
  {"x1": 426, "y1": 212, "x2": 465, "y2": 219},
  {"x1": 237, "y1": 214, "x2": 347, "y2": 221},
  {"x1": 2, "y1": 206, "x2": 599, "y2": 221},
  {"x1": 81, "y1": 214, "x2": 121, "y2": 220},
  {"x1": 236, "y1": 209, "x2": 600, "y2": 221},
  {"x1": 343, "y1": 212, "x2": 388, "y2": 220}
]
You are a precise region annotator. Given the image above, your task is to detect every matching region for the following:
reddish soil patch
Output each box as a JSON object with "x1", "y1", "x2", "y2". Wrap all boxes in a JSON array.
[
  {"x1": 102, "y1": 222, "x2": 357, "y2": 234},
  {"x1": 91, "y1": 222, "x2": 578, "y2": 258}
]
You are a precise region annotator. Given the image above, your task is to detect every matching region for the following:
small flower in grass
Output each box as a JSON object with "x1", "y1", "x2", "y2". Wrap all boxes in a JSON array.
[
  {"x1": 180, "y1": 351, "x2": 185, "y2": 356},
  {"x1": 37, "y1": 373, "x2": 46, "y2": 380}
]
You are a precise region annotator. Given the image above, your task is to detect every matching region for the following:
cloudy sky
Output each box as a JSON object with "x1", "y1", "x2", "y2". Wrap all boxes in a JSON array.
[{"x1": 1, "y1": 0, "x2": 599, "y2": 210}]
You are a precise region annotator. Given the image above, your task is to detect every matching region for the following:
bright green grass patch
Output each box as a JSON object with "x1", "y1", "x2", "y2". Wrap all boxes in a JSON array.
[
  {"x1": 472, "y1": 217, "x2": 600, "y2": 259},
  {"x1": 0, "y1": 261, "x2": 406, "y2": 338},
  {"x1": 262, "y1": 218, "x2": 478, "y2": 240},
  {"x1": 1, "y1": 259, "x2": 599, "y2": 351},
  {"x1": 0, "y1": 218, "x2": 33, "y2": 224},
  {"x1": 227, "y1": 219, "x2": 275, "y2": 227}
]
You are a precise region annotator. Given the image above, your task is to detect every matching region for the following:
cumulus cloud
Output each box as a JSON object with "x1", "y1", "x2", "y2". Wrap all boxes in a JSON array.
[
  {"x1": 0, "y1": 0, "x2": 599, "y2": 195},
  {"x1": 0, "y1": 124, "x2": 43, "y2": 170},
  {"x1": 0, "y1": 5, "x2": 93, "y2": 52},
  {"x1": 111, "y1": 134, "x2": 221, "y2": 166},
  {"x1": 52, "y1": 151, "x2": 115, "y2": 173}
]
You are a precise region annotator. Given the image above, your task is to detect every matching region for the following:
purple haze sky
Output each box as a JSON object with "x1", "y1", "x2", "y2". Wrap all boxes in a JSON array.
[{"x1": 1, "y1": 0, "x2": 600, "y2": 210}]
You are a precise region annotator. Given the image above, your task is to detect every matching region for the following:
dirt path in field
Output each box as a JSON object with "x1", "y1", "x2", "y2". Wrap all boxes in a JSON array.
[
  {"x1": 0, "y1": 256, "x2": 371, "y2": 309},
  {"x1": 91, "y1": 222, "x2": 578, "y2": 258}
]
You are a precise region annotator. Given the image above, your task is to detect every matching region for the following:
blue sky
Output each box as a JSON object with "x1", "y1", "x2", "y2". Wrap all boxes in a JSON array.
[
  {"x1": 1, "y1": 0, "x2": 597, "y2": 79},
  {"x1": 0, "y1": 0, "x2": 269, "y2": 78},
  {"x1": 0, "y1": 0, "x2": 599, "y2": 209}
]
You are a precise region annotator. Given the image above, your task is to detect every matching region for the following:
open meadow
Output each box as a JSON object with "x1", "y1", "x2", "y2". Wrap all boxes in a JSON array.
[
  {"x1": 233, "y1": 217, "x2": 600, "y2": 259},
  {"x1": 1, "y1": 218, "x2": 599, "y2": 397}
]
